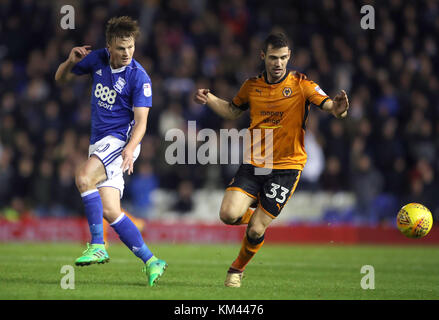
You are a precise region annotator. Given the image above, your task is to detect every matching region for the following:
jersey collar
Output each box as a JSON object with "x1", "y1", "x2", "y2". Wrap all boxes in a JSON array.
[
  {"x1": 263, "y1": 70, "x2": 290, "y2": 85},
  {"x1": 110, "y1": 65, "x2": 127, "y2": 73},
  {"x1": 104, "y1": 48, "x2": 129, "y2": 73}
]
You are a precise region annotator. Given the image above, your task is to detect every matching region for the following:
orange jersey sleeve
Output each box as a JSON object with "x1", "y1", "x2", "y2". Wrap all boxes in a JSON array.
[
  {"x1": 232, "y1": 80, "x2": 251, "y2": 110},
  {"x1": 300, "y1": 79, "x2": 331, "y2": 108}
]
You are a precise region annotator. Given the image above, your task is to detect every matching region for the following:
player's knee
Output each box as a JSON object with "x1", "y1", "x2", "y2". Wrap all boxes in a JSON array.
[
  {"x1": 219, "y1": 206, "x2": 240, "y2": 225},
  {"x1": 219, "y1": 209, "x2": 234, "y2": 225},
  {"x1": 247, "y1": 223, "x2": 266, "y2": 240},
  {"x1": 75, "y1": 169, "x2": 94, "y2": 192}
]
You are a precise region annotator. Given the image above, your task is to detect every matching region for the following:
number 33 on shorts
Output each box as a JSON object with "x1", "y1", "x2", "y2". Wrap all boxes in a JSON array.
[
  {"x1": 260, "y1": 171, "x2": 301, "y2": 218},
  {"x1": 265, "y1": 183, "x2": 289, "y2": 203}
]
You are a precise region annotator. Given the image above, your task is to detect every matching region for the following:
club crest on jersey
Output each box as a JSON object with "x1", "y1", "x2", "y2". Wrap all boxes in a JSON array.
[
  {"x1": 282, "y1": 87, "x2": 292, "y2": 97},
  {"x1": 143, "y1": 83, "x2": 152, "y2": 97},
  {"x1": 114, "y1": 77, "x2": 126, "y2": 94}
]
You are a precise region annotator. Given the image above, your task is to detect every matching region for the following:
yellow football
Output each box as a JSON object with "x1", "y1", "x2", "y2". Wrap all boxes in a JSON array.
[{"x1": 396, "y1": 203, "x2": 433, "y2": 239}]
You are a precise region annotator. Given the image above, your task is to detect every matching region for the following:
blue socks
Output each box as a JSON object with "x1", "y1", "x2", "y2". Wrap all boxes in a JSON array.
[
  {"x1": 111, "y1": 213, "x2": 153, "y2": 263},
  {"x1": 81, "y1": 189, "x2": 104, "y2": 245},
  {"x1": 81, "y1": 189, "x2": 153, "y2": 263}
]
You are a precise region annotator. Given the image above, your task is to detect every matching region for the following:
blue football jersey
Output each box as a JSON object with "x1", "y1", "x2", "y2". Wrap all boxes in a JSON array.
[{"x1": 71, "y1": 48, "x2": 152, "y2": 144}]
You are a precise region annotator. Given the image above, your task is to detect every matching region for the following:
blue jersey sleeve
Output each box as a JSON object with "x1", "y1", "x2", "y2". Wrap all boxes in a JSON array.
[
  {"x1": 71, "y1": 50, "x2": 98, "y2": 75},
  {"x1": 131, "y1": 70, "x2": 152, "y2": 107}
]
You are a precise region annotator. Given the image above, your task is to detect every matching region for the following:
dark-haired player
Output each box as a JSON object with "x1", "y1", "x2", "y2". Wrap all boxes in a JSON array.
[{"x1": 194, "y1": 32, "x2": 349, "y2": 287}]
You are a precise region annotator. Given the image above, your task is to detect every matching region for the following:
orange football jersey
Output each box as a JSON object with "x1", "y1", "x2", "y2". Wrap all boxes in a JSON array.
[{"x1": 232, "y1": 71, "x2": 330, "y2": 170}]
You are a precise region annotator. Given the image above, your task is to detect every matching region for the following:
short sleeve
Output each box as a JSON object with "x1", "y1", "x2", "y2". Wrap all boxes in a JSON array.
[
  {"x1": 231, "y1": 80, "x2": 251, "y2": 111},
  {"x1": 131, "y1": 70, "x2": 152, "y2": 107},
  {"x1": 71, "y1": 50, "x2": 98, "y2": 75},
  {"x1": 302, "y1": 80, "x2": 330, "y2": 108}
]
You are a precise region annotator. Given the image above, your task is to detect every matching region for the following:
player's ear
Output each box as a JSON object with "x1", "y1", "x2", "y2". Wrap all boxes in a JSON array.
[{"x1": 260, "y1": 50, "x2": 265, "y2": 60}]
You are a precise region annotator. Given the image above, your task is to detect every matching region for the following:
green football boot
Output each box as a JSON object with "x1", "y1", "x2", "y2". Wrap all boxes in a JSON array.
[
  {"x1": 142, "y1": 256, "x2": 168, "y2": 286},
  {"x1": 75, "y1": 243, "x2": 109, "y2": 266}
]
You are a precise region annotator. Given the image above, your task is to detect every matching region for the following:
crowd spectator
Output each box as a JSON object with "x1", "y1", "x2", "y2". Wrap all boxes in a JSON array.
[{"x1": 125, "y1": 160, "x2": 159, "y2": 218}]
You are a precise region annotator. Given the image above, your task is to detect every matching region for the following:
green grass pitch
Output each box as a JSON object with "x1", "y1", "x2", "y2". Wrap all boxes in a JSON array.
[{"x1": 0, "y1": 242, "x2": 438, "y2": 300}]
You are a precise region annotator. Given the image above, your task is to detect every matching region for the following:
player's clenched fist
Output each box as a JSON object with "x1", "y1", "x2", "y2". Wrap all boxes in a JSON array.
[
  {"x1": 69, "y1": 45, "x2": 92, "y2": 64},
  {"x1": 194, "y1": 89, "x2": 210, "y2": 105}
]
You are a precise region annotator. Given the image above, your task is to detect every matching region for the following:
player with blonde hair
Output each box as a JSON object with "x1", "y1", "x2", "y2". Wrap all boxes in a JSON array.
[{"x1": 55, "y1": 16, "x2": 166, "y2": 286}]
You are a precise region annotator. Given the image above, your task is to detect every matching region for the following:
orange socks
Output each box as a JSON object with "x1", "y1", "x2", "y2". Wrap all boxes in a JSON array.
[
  {"x1": 240, "y1": 208, "x2": 255, "y2": 225},
  {"x1": 233, "y1": 208, "x2": 255, "y2": 225},
  {"x1": 230, "y1": 233, "x2": 265, "y2": 272}
]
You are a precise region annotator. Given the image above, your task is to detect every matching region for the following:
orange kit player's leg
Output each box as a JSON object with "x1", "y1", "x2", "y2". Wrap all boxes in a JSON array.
[
  {"x1": 224, "y1": 166, "x2": 301, "y2": 287},
  {"x1": 230, "y1": 226, "x2": 265, "y2": 271},
  {"x1": 238, "y1": 208, "x2": 255, "y2": 225},
  {"x1": 103, "y1": 219, "x2": 109, "y2": 247}
]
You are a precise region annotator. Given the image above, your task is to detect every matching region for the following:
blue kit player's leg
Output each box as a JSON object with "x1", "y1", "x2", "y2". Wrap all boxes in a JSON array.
[
  {"x1": 95, "y1": 136, "x2": 167, "y2": 286},
  {"x1": 74, "y1": 156, "x2": 109, "y2": 266},
  {"x1": 109, "y1": 211, "x2": 168, "y2": 286}
]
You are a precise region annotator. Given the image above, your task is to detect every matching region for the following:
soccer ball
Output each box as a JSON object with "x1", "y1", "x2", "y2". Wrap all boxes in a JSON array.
[{"x1": 396, "y1": 203, "x2": 433, "y2": 239}]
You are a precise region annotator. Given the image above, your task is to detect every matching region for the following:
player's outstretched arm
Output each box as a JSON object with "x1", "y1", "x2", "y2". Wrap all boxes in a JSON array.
[
  {"x1": 322, "y1": 90, "x2": 349, "y2": 119},
  {"x1": 193, "y1": 89, "x2": 244, "y2": 120},
  {"x1": 55, "y1": 45, "x2": 91, "y2": 84}
]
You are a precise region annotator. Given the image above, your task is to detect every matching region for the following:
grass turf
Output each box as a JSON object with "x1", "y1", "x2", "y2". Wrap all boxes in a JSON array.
[{"x1": 0, "y1": 242, "x2": 438, "y2": 300}]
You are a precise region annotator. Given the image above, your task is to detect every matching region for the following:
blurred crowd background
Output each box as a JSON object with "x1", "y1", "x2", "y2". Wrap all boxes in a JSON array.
[{"x1": 0, "y1": 0, "x2": 438, "y2": 224}]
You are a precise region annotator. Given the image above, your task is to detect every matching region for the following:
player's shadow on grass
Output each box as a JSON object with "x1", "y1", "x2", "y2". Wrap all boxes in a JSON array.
[
  {"x1": 76, "y1": 280, "x2": 148, "y2": 287},
  {"x1": 2, "y1": 277, "x2": 149, "y2": 288},
  {"x1": 161, "y1": 280, "x2": 219, "y2": 288},
  {"x1": 2, "y1": 277, "x2": 63, "y2": 286}
]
